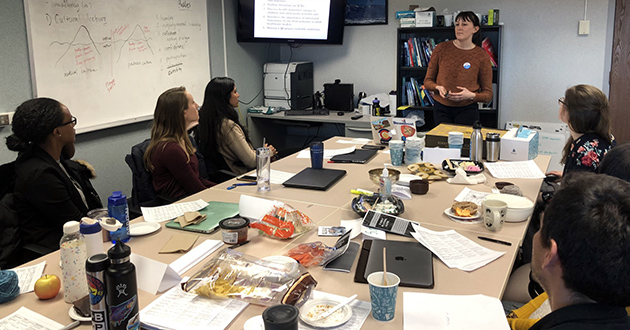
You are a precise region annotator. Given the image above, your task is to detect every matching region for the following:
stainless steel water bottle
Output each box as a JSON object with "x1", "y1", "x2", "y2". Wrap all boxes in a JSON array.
[
  {"x1": 86, "y1": 253, "x2": 109, "y2": 330},
  {"x1": 470, "y1": 121, "x2": 483, "y2": 161},
  {"x1": 485, "y1": 133, "x2": 501, "y2": 162},
  {"x1": 105, "y1": 242, "x2": 139, "y2": 330}
]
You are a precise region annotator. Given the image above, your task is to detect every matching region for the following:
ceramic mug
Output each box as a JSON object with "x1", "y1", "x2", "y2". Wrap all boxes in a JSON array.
[{"x1": 482, "y1": 199, "x2": 507, "y2": 232}]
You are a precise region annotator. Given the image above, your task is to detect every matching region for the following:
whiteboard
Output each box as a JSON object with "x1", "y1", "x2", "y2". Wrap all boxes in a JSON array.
[{"x1": 23, "y1": 0, "x2": 210, "y2": 133}]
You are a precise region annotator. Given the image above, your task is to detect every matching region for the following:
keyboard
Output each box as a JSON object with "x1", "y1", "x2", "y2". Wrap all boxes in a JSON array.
[{"x1": 284, "y1": 109, "x2": 330, "y2": 116}]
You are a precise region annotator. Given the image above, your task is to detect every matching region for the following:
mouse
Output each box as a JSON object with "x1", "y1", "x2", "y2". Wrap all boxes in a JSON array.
[{"x1": 337, "y1": 112, "x2": 344, "y2": 116}]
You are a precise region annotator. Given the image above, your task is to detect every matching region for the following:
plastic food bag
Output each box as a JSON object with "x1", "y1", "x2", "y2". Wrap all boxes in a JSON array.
[
  {"x1": 182, "y1": 249, "x2": 317, "y2": 307},
  {"x1": 250, "y1": 202, "x2": 314, "y2": 239},
  {"x1": 285, "y1": 242, "x2": 333, "y2": 267}
]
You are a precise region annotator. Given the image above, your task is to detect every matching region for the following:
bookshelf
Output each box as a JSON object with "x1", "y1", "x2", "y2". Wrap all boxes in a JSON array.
[{"x1": 396, "y1": 25, "x2": 502, "y2": 131}]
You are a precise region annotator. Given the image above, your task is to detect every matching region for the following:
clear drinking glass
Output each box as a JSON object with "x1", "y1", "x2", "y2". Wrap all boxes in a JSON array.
[{"x1": 256, "y1": 147, "x2": 271, "y2": 191}]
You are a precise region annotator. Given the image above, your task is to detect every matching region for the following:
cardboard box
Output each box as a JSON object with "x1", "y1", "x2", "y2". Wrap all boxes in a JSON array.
[
  {"x1": 425, "y1": 123, "x2": 507, "y2": 158},
  {"x1": 414, "y1": 10, "x2": 435, "y2": 27},
  {"x1": 500, "y1": 128, "x2": 540, "y2": 161}
]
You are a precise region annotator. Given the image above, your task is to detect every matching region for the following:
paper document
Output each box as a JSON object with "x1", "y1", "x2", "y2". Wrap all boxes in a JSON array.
[
  {"x1": 169, "y1": 239, "x2": 224, "y2": 275},
  {"x1": 301, "y1": 291, "x2": 372, "y2": 330},
  {"x1": 335, "y1": 138, "x2": 371, "y2": 144},
  {"x1": 140, "y1": 284, "x2": 248, "y2": 330},
  {"x1": 454, "y1": 187, "x2": 491, "y2": 205},
  {"x1": 241, "y1": 170, "x2": 296, "y2": 184},
  {"x1": 11, "y1": 261, "x2": 46, "y2": 294},
  {"x1": 484, "y1": 160, "x2": 546, "y2": 179},
  {"x1": 297, "y1": 146, "x2": 356, "y2": 159},
  {"x1": 0, "y1": 307, "x2": 64, "y2": 330},
  {"x1": 410, "y1": 223, "x2": 504, "y2": 271},
  {"x1": 142, "y1": 199, "x2": 209, "y2": 222},
  {"x1": 403, "y1": 292, "x2": 510, "y2": 330}
]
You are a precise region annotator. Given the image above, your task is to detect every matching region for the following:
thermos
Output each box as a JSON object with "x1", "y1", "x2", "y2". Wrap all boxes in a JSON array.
[
  {"x1": 87, "y1": 253, "x2": 110, "y2": 330},
  {"x1": 60, "y1": 221, "x2": 88, "y2": 304},
  {"x1": 107, "y1": 191, "x2": 130, "y2": 244},
  {"x1": 486, "y1": 133, "x2": 501, "y2": 162},
  {"x1": 470, "y1": 121, "x2": 483, "y2": 161},
  {"x1": 105, "y1": 242, "x2": 139, "y2": 330}
]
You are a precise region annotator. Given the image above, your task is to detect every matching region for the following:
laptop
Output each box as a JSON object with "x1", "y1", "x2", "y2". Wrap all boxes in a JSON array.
[
  {"x1": 329, "y1": 149, "x2": 377, "y2": 164},
  {"x1": 354, "y1": 239, "x2": 434, "y2": 288},
  {"x1": 282, "y1": 168, "x2": 347, "y2": 191},
  {"x1": 165, "y1": 201, "x2": 239, "y2": 234}
]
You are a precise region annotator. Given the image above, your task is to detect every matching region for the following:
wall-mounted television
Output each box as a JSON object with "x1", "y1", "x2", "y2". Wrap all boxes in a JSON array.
[{"x1": 237, "y1": 0, "x2": 346, "y2": 45}]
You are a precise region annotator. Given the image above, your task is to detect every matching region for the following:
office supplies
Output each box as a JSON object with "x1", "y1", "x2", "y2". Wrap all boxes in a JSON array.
[
  {"x1": 283, "y1": 168, "x2": 346, "y2": 191},
  {"x1": 165, "y1": 201, "x2": 239, "y2": 234},
  {"x1": 354, "y1": 239, "x2": 434, "y2": 288},
  {"x1": 478, "y1": 236, "x2": 512, "y2": 246},
  {"x1": 329, "y1": 149, "x2": 377, "y2": 164},
  {"x1": 227, "y1": 240, "x2": 250, "y2": 249},
  {"x1": 227, "y1": 182, "x2": 257, "y2": 190},
  {"x1": 60, "y1": 320, "x2": 80, "y2": 330},
  {"x1": 284, "y1": 109, "x2": 330, "y2": 116}
]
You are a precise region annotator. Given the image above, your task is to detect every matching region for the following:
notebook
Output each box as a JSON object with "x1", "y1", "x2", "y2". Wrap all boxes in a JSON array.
[
  {"x1": 329, "y1": 149, "x2": 377, "y2": 164},
  {"x1": 282, "y1": 168, "x2": 347, "y2": 191},
  {"x1": 165, "y1": 201, "x2": 240, "y2": 234},
  {"x1": 354, "y1": 239, "x2": 434, "y2": 288}
]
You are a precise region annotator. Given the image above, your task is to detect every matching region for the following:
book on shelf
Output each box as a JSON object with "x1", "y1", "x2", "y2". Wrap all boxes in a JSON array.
[
  {"x1": 422, "y1": 85, "x2": 435, "y2": 106},
  {"x1": 481, "y1": 37, "x2": 498, "y2": 67}
]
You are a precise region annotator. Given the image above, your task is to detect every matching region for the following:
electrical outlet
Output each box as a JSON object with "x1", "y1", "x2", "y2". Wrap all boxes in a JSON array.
[
  {"x1": 578, "y1": 20, "x2": 590, "y2": 35},
  {"x1": 0, "y1": 113, "x2": 10, "y2": 126}
]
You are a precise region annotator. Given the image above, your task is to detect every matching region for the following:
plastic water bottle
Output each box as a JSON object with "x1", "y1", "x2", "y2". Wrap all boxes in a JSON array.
[
  {"x1": 60, "y1": 221, "x2": 89, "y2": 304},
  {"x1": 80, "y1": 217, "x2": 103, "y2": 258},
  {"x1": 107, "y1": 191, "x2": 130, "y2": 244},
  {"x1": 470, "y1": 121, "x2": 484, "y2": 161},
  {"x1": 106, "y1": 242, "x2": 139, "y2": 330},
  {"x1": 372, "y1": 98, "x2": 381, "y2": 116},
  {"x1": 380, "y1": 164, "x2": 392, "y2": 196}
]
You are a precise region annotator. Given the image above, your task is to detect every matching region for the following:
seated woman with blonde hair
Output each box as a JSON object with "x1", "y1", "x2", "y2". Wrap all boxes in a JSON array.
[{"x1": 144, "y1": 87, "x2": 214, "y2": 200}]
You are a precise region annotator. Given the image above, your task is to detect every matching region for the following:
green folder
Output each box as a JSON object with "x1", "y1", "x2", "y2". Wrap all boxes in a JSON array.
[{"x1": 165, "y1": 201, "x2": 239, "y2": 234}]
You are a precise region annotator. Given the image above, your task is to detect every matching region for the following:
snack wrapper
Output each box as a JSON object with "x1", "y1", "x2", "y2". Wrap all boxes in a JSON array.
[
  {"x1": 182, "y1": 249, "x2": 317, "y2": 307},
  {"x1": 250, "y1": 202, "x2": 314, "y2": 239},
  {"x1": 284, "y1": 242, "x2": 334, "y2": 267}
]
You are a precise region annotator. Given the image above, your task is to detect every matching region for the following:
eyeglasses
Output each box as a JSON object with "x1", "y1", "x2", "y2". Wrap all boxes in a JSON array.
[
  {"x1": 558, "y1": 97, "x2": 566, "y2": 106},
  {"x1": 60, "y1": 116, "x2": 77, "y2": 127}
]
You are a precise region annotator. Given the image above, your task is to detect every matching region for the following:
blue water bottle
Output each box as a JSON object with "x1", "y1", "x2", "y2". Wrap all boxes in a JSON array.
[{"x1": 107, "y1": 191, "x2": 130, "y2": 243}]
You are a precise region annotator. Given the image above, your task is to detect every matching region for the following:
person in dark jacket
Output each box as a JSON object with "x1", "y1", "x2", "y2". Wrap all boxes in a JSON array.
[{"x1": 6, "y1": 98, "x2": 102, "y2": 251}]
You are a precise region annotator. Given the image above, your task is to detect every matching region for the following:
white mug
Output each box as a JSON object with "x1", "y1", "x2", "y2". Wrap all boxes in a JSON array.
[{"x1": 482, "y1": 199, "x2": 507, "y2": 232}]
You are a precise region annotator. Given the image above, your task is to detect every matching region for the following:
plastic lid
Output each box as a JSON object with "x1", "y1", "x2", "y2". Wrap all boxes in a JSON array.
[
  {"x1": 219, "y1": 217, "x2": 249, "y2": 230},
  {"x1": 107, "y1": 241, "x2": 131, "y2": 260},
  {"x1": 86, "y1": 253, "x2": 110, "y2": 272},
  {"x1": 80, "y1": 217, "x2": 102, "y2": 234},
  {"x1": 473, "y1": 121, "x2": 482, "y2": 129},
  {"x1": 107, "y1": 191, "x2": 127, "y2": 206},
  {"x1": 262, "y1": 304, "x2": 299, "y2": 330},
  {"x1": 63, "y1": 221, "x2": 81, "y2": 234},
  {"x1": 486, "y1": 133, "x2": 501, "y2": 141}
]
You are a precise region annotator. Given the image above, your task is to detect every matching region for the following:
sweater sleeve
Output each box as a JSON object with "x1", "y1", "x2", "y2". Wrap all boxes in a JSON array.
[
  {"x1": 158, "y1": 143, "x2": 208, "y2": 195},
  {"x1": 423, "y1": 43, "x2": 442, "y2": 92},
  {"x1": 223, "y1": 122, "x2": 257, "y2": 170}
]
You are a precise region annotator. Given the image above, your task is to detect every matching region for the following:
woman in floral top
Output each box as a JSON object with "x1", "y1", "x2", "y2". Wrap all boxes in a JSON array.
[{"x1": 553, "y1": 84, "x2": 614, "y2": 177}]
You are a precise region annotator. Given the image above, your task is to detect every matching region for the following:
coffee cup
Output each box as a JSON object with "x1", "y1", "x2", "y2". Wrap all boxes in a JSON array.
[
  {"x1": 310, "y1": 141, "x2": 324, "y2": 169},
  {"x1": 409, "y1": 179, "x2": 429, "y2": 195},
  {"x1": 367, "y1": 271, "x2": 400, "y2": 321},
  {"x1": 482, "y1": 199, "x2": 507, "y2": 232}
]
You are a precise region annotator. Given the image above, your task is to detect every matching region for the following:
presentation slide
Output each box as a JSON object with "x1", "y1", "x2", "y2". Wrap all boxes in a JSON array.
[{"x1": 254, "y1": 0, "x2": 330, "y2": 40}]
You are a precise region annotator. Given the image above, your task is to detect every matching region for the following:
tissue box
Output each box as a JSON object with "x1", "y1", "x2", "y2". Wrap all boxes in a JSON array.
[
  {"x1": 414, "y1": 10, "x2": 435, "y2": 27},
  {"x1": 500, "y1": 128, "x2": 539, "y2": 161},
  {"x1": 425, "y1": 123, "x2": 506, "y2": 157}
]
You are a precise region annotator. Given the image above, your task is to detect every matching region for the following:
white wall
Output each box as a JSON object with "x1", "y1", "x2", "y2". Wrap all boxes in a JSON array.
[{"x1": 280, "y1": 0, "x2": 613, "y2": 128}]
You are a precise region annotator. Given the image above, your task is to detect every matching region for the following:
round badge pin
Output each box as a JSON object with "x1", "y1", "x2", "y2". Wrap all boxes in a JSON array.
[{"x1": 463, "y1": 62, "x2": 471, "y2": 69}]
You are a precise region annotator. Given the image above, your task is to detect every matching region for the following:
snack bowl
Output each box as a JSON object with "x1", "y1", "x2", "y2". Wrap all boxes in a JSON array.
[
  {"x1": 368, "y1": 168, "x2": 401, "y2": 185},
  {"x1": 484, "y1": 193, "x2": 534, "y2": 222},
  {"x1": 351, "y1": 194, "x2": 405, "y2": 217}
]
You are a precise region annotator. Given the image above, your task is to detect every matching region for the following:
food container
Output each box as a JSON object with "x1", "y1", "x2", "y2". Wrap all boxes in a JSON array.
[
  {"x1": 219, "y1": 217, "x2": 249, "y2": 244},
  {"x1": 484, "y1": 194, "x2": 534, "y2": 222}
]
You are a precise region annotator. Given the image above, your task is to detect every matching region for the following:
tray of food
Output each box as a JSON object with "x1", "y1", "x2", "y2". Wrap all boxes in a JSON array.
[
  {"x1": 442, "y1": 159, "x2": 485, "y2": 175},
  {"x1": 407, "y1": 162, "x2": 449, "y2": 181}
]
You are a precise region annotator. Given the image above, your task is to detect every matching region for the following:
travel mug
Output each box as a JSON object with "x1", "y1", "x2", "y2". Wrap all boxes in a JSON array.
[
  {"x1": 310, "y1": 142, "x2": 324, "y2": 169},
  {"x1": 486, "y1": 133, "x2": 501, "y2": 162}
]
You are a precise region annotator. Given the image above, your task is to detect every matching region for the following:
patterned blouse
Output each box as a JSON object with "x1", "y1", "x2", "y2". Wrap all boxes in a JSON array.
[{"x1": 563, "y1": 133, "x2": 614, "y2": 176}]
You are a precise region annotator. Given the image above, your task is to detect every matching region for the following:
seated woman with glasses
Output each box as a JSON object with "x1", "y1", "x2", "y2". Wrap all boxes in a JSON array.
[
  {"x1": 144, "y1": 87, "x2": 215, "y2": 200},
  {"x1": 6, "y1": 98, "x2": 103, "y2": 251}
]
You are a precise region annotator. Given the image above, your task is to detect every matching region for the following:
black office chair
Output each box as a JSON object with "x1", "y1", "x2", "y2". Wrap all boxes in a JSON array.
[{"x1": 124, "y1": 139, "x2": 176, "y2": 218}]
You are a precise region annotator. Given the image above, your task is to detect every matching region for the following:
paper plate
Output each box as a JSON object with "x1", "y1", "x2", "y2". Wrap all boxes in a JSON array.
[
  {"x1": 299, "y1": 298, "x2": 353, "y2": 328},
  {"x1": 69, "y1": 305, "x2": 91, "y2": 322},
  {"x1": 243, "y1": 315, "x2": 264, "y2": 330},
  {"x1": 129, "y1": 222, "x2": 161, "y2": 236},
  {"x1": 444, "y1": 208, "x2": 482, "y2": 224}
]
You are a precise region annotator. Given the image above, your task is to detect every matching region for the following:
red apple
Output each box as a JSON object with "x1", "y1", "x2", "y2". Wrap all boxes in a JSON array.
[{"x1": 34, "y1": 274, "x2": 61, "y2": 300}]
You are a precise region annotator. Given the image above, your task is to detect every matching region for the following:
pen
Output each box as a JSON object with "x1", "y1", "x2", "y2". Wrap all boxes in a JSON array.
[
  {"x1": 228, "y1": 240, "x2": 250, "y2": 249},
  {"x1": 478, "y1": 236, "x2": 512, "y2": 246},
  {"x1": 227, "y1": 182, "x2": 257, "y2": 190},
  {"x1": 59, "y1": 320, "x2": 80, "y2": 330}
]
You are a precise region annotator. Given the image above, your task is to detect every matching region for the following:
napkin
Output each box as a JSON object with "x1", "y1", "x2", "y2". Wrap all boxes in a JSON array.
[
  {"x1": 159, "y1": 234, "x2": 199, "y2": 254},
  {"x1": 175, "y1": 211, "x2": 206, "y2": 228},
  {"x1": 447, "y1": 168, "x2": 487, "y2": 184}
]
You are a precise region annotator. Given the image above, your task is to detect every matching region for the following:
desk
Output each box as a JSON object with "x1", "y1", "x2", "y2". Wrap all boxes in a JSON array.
[
  {"x1": 0, "y1": 137, "x2": 550, "y2": 329},
  {"x1": 247, "y1": 112, "x2": 373, "y2": 156}
]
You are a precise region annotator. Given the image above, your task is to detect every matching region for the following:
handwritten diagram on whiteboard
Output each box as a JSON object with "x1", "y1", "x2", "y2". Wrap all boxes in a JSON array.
[{"x1": 23, "y1": 0, "x2": 210, "y2": 133}]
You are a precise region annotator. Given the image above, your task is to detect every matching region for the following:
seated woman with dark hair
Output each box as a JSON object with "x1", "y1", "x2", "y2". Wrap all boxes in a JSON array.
[
  {"x1": 144, "y1": 87, "x2": 214, "y2": 200},
  {"x1": 6, "y1": 98, "x2": 102, "y2": 251}
]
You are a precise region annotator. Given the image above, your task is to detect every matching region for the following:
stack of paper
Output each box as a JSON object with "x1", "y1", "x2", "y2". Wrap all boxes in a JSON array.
[
  {"x1": 142, "y1": 199, "x2": 209, "y2": 222},
  {"x1": 410, "y1": 223, "x2": 504, "y2": 271}
]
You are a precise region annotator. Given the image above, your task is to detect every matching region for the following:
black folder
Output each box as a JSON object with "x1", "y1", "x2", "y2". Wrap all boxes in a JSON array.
[{"x1": 354, "y1": 239, "x2": 434, "y2": 288}]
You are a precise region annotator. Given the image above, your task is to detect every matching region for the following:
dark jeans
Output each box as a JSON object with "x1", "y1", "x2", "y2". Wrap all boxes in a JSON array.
[{"x1": 433, "y1": 101, "x2": 480, "y2": 126}]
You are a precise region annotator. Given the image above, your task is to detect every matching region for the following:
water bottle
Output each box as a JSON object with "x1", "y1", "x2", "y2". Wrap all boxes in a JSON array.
[
  {"x1": 470, "y1": 121, "x2": 483, "y2": 161},
  {"x1": 105, "y1": 242, "x2": 139, "y2": 330},
  {"x1": 60, "y1": 220, "x2": 89, "y2": 304},
  {"x1": 380, "y1": 164, "x2": 392, "y2": 196},
  {"x1": 80, "y1": 217, "x2": 103, "y2": 258},
  {"x1": 107, "y1": 191, "x2": 130, "y2": 244},
  {"x1": 86, "y1": 253, "x2": 109, "y2": 330},
  {"x1": 372, "y1": 98, "x2": 381, "y2": 116}
]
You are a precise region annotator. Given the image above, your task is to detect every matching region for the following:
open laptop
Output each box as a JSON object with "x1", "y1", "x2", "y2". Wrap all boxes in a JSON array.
[
  {"x1": 355, "y1": 239, "x2": 434, "y2": 288},
  {"x1": 282, "y1": 168, "x2": 347, "y2": 191},
  {"x1": 165, "y1": 201, "x2": 239, "y2": 234}
]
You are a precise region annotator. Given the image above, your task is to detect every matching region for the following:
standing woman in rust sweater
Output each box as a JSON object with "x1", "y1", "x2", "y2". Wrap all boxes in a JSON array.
[
  {"x1": 424, "y1": 11, "x2": 493, "y2": 125},
  {"x1": 144, "y1": 87, "x2": 214, "y2": 200}
]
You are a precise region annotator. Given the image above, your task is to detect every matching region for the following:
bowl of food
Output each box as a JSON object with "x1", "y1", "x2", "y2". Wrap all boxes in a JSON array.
[
  {"x1": 351, "y1": 194, "x2": 405, "y2": 217},
  {"x1": 483, "y1": 194, "x2": 534, "y2": 222},
  {"x1": 368, "y1": 168, "x2": 401, "y2": 185},
  {"x1": 442, "y1": 159, "x2": 484, "y2": 175}
]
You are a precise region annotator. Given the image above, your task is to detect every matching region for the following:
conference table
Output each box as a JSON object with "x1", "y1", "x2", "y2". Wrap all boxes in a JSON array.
[{"x1": 0, "y1": 136, "x2": 550, "y2": 329}]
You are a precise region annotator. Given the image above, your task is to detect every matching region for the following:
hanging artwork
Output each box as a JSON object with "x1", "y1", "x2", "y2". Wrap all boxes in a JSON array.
[{"x1": 345, "y1": 0, "x2": 388, "y2": 25}]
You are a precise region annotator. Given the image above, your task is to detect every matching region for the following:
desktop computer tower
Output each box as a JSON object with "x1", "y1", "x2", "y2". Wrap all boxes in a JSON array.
[{"x1": 263, "y1": 62, "x2": 313, "y2": 109}]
